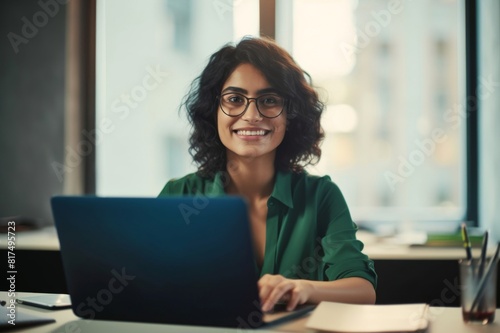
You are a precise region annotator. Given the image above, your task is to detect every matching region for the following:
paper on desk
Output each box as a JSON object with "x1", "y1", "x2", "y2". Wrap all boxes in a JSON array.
[{"x1": 306, "y1": 302, "x2": 429, "y2": 332}]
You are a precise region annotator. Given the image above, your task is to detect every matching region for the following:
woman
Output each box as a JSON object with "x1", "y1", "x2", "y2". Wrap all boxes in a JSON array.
[{"x1": 159, "y1": 36, "x2": 377, "y2": 311}]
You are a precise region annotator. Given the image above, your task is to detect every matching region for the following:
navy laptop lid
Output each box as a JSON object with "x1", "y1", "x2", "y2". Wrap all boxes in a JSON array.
[{"x1": 51, "y1": 196, "x2": 265, "y2": 328}]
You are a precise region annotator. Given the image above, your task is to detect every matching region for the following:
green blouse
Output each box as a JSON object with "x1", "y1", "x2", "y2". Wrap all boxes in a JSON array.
[{"x1": 159, "y1": 170, "x2": 377, "y2": 289}]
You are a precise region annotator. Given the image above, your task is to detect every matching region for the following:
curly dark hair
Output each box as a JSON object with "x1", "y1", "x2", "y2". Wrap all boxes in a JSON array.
[{"x1": 182, "y1": 36, "x2": 324, "y2": 178}]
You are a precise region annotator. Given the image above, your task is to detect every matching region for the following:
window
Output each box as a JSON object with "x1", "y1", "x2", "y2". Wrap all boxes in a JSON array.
[
  {"x1": 276, "y1": 0, "x2": 466, "y2": 224},
  {"x1": 96, "y1": 0, "x2": 259, "y2": 196},
  {"x1": 96, "y1": 0, "x2": 469, "y2": 226}
]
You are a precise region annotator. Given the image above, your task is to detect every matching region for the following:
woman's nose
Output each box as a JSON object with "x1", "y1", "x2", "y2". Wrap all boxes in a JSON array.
[{"x1": 241, "y1": 100, "x2": 263, "y2": 121}]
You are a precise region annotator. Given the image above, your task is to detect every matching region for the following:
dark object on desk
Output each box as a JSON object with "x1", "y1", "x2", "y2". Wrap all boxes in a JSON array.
[
  {"x1": 469, "y1": 242, "x2": 500, "y2": 313},
  {"x1": 0, "y1": 250, "x2": 68, "y2": 294},
  {"x1": 0, "y1": 303, "x2": 55, "y2": 330},
  {"x1": 51, "y1": 196, "x2": 314, "y2": 328},
  {"x1": 0, "y1": 216, "x2": 41, "y2": 233}
]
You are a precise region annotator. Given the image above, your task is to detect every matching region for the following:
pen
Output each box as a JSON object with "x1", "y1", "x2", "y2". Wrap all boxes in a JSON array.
[
  {"x1": 477, "y1": 230, "x2": 489, "y2": 279},
  {"x1": 469, "y1": 242, "x2": 500, "y2": 313},
  {"x1": 461, "y1": 223, "x2": 473, "y2": 261},
  {"x1": 476, "y1": 231, "x2": 489, "y2": 312}
]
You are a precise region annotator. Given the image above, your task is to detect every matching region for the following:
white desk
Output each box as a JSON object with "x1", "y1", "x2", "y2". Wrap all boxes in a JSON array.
[
  {"x1": 1, "y1": 226, "x2": 61, "y2": 251},
  {"x1": 2, "y1": 292, "x2": 500, "y2": 333}
]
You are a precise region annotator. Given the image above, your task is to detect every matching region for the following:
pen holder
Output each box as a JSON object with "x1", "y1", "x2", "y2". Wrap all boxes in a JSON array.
[{"x1": 459, "y1": 258, "x2": 497, "y2": 325}]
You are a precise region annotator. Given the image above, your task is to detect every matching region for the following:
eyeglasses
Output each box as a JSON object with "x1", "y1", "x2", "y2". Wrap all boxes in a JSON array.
[{"x1": 218, "y1": 92, "x2": 285, "y2": 118}]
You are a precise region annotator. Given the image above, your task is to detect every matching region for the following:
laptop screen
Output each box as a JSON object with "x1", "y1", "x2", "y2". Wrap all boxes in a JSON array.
[{"x1": 52, "y1": 196, "x2": 265, "y2": 328}]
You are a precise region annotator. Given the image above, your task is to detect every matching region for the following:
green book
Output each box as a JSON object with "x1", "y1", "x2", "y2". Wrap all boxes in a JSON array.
[{"x1": 423, "y1": 232, "x2": 483, "y2": 247}]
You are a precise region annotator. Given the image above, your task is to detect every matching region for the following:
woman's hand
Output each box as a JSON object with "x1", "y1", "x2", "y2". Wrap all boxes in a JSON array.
[
  {"x1": 258, "y1": 274, "x2": 313, "y2": 312},
  {"x1": 258, "y1": 275, "x2": 376, "y2": 312}
]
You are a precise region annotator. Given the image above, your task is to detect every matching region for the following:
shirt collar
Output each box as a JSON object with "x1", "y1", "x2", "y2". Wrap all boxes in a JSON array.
[
  {"x1": 212, "y1": 170, "x2": 294, "y2": 208},
  {"x1": 270, "y1": 171, "x2": 294, "y2": 208},
  {"x1": 209, "y1": 172, "x2": 228, "y2": 195}
]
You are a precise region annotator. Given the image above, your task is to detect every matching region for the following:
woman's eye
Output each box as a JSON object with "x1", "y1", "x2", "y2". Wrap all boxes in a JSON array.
[
  {"x1": 227, "y1": 96, "x2": 244, "y2": 104},
  {"x1": 260, "y1": 96, "x2": 281, "y2": 106}
]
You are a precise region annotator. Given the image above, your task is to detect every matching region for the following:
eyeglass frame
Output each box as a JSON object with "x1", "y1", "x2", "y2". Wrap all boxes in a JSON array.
[{"x1": 217, "y1": 92, "x2": 286, "y2": 119}]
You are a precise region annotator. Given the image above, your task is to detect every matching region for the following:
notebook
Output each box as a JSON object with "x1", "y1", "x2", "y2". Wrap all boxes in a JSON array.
[
  {"x1": 51, "y1": 196, "x2": 314, "y2": 328},
  {"x1": 306, "y1": 302, "x2": 429, "y2": 332}
]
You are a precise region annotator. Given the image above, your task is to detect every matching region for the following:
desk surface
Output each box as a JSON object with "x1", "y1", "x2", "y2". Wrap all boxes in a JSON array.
[
  {"x1": 4, "y1": 227, "x2": 494, "y2": 260},
  {"x1": 2, "y1": 292, "x2": 500, "y2": 333}
]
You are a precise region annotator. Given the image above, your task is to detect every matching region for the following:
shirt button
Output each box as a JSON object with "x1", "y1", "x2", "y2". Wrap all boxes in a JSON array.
[{"x1": 268, "y1": 201, "x2": 274, "y2": 206}]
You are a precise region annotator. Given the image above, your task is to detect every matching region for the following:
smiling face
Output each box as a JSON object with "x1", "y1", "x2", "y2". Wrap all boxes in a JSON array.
[{"x1": 217, "y1": 63, "x2": 287, "y2": 163}]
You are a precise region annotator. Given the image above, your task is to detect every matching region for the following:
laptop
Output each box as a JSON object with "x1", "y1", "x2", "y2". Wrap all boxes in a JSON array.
[{"x1": 51, "y1": 196, "x2": 314, "y2": 328}]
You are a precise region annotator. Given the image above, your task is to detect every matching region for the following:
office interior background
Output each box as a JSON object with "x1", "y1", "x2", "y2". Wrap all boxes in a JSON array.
[
  {"x1": 2, "y1": 0, "x2": 499, "y2": 236},
  {"x1": 99, "y1": 0, "x2": 464, "y2": 224},
  {"x1": 0, "y1": 0, "x2": 499, "y2": 303}
]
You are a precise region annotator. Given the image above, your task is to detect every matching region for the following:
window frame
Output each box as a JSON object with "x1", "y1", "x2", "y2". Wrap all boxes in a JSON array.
[{"x1": 464, "y1": 0, "x2": 479, "y2": 226}]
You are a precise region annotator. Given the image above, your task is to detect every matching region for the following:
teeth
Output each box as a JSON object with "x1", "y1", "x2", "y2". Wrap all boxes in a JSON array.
[{"x1": 236, "y1": 130, "x2": 266, "y2": 136}]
